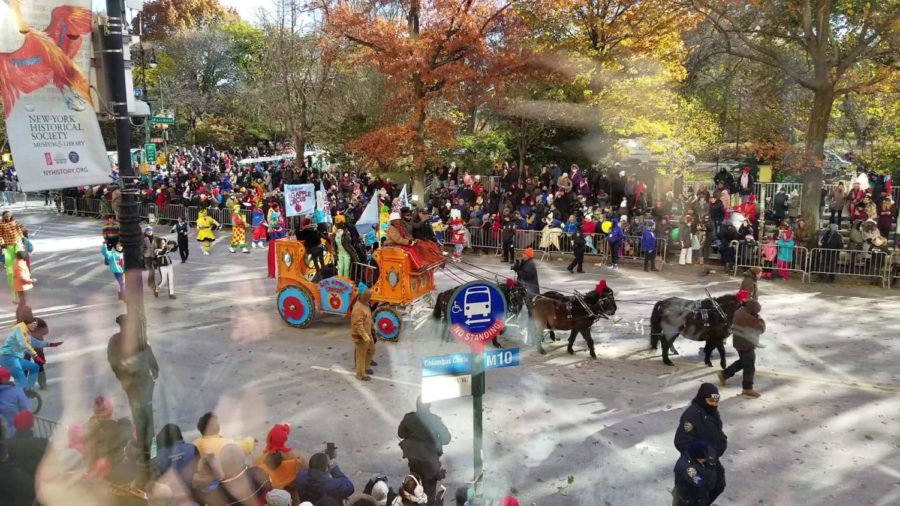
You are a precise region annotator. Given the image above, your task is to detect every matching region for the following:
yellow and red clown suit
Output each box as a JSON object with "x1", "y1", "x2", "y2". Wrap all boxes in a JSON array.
[
  {"x1": 229, "y1": 205, "x2": 249, "y2": 253},
  {"x1": 195, "y1": 209, "x2": 220, "y2": 255}
]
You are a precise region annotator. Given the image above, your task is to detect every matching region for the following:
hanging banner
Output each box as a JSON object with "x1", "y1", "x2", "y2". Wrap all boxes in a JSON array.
[
  {"x1": 0, "y1": 1, "x2": 111, "y2": 191},
  {"x1": 284, "y1": 184, "x2": 316, "y2": 217}
]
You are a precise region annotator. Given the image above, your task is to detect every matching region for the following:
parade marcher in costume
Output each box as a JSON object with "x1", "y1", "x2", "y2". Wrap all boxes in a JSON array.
[
  {"x1": 267, "y1": 201, "x2": 286, "y2": 279},
  {"x1": 229, "y1": 205, "x2": 250, "y2": 254},
  {"x1": 102, "y1": 215, "x2": 120, "y2": 249},
  {"x1": 142, "y1": 226, "x2": 157, "y2": 289},
  {"x1": 250, "y1": 203, "x2": 267, "y2": 249},
  {"x1": 334, "y1": 218, "x2": 355, "y2": 279},
  {"x1": 171, "y1": 216, "x2": 190, "y2": 263},
  {"x1": 196, "y1": 209, "x2": 220, "y2": 256},
  {"x1": 0, "y1": 211, "x2": 23, "y2": 300},
  {"x1": 449, "y1": 210, "x2": 466, "y2": 263},
  {"x1": 0, "y1": 318, "x2": 60, "y2": 391},
  {"x1": 101, "y1": 243, "x2": 126, "y2": 299},
  {"x1": 12, "y1": 251, "x2": 35, "y2": 309},
  {"x1": 350, "y1": 289, "x2": 375, "y2": 381},
  {"x1": 155, "y1": 237, "x2": 178, "y2": 299},
  {"x1": 297, "y1": 217, "x2": 327, "y2": 275},
  {"x1": 385, "y1": 212, "x2": 444, "y2": 269}
]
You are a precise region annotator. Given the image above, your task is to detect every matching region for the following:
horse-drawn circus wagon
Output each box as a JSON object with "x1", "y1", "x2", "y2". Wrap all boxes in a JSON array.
[{"x1": 274, "y1": 239, "x2": 445, "y2": 341}]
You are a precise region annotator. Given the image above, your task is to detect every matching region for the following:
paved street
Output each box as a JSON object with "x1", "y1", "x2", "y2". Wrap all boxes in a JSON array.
[{"x1": 14, "y1": 212, "x2": 900, "y2": 505}]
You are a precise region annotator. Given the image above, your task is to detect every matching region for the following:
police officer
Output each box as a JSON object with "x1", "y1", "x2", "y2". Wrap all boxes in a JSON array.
[
  {"x1": 673, "y1": 440, "x2": 716, "y2": 505},
  {"x1": 674, "y1": 383, "x2": 727, "y2": 503},
  {"x1": 501, "y1": 215, "x2": 516, "y2": 264}
]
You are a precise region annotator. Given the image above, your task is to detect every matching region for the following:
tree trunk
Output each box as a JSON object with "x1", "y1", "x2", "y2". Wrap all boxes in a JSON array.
[{"x1": 800, "y1": 87, "x2": 835, "y2": 232}]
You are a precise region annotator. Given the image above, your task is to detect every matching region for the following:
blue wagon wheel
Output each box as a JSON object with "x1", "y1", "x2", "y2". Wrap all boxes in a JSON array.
[
  {"x1": 278, "y1": 285, "x2": 316, "y2": 328},
  {"x1": 373, "y1": 306, "x2": 402, "y2": 342}
]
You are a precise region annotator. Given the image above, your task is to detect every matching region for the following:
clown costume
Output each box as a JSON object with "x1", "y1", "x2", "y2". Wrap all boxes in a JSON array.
[
  {"x1": 229, "y1": 205, "x2": 250, "y2": 253},
  {"x1": 250, "y1": 204, "x2": 267, "y2": 248},
  {"x1": 266, "y1": 202, "x2": 286, "y2": 278},
  {"x1": 196, "y1": 209, "x2": 220, "y2": 255}
]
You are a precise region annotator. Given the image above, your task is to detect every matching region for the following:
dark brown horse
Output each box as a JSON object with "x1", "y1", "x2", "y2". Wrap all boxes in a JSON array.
[
  {"x1": 649, "y1": 294, "x2": 742, "y2": 366},
  {"x1": 530, "y1": 283, "x2": 617, "y2": 358}
]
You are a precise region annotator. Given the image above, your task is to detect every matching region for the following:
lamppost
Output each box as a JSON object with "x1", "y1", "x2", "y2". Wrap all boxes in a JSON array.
[{"x1": 102, "y1": 0, "x2": 155, "y2": 483}]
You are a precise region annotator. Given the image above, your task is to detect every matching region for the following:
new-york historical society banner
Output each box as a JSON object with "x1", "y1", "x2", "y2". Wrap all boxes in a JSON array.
[{"x1": 1, "y1": 0, "x2": 112, "y2": 191}]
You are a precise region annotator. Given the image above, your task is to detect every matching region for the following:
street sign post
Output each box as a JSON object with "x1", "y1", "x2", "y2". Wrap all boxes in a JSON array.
[
  {"x1": 446, "y1": 281, "x2": 507, "y2": 502},
  {"x1": 144, "y1": 143, "x2": 157, "y2": 163}
]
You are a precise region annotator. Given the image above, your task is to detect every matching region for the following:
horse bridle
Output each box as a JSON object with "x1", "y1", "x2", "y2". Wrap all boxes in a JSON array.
[{"x1": 572, "y1": 290, "x2": 612, "y2": 321}]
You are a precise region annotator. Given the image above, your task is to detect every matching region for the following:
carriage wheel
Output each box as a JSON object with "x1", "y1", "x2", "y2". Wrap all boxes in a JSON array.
[
  {"x1": 277, "y1": 285, "x2": 316, "y2": 328},
  {"x1": 25, "y1": 389, "x2": 42, "y2": 415},
  {"x1": 373, "y1": 306, "x2": 402, "y2": 342}
]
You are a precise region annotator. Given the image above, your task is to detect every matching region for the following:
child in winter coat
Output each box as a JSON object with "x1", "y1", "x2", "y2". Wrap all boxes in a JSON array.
[
  {"x1": 101, "y1": 243, "x2": 125, "y2": 299},
  {"x1": 759, "y1": 234, "x2": 778, "y2": 279},
  {"x1": 449, "y1": 210, "x2": 466, "y2": 262},
  {"x1": 776, "y1": 229, "x2": 795, "y2": 279}
]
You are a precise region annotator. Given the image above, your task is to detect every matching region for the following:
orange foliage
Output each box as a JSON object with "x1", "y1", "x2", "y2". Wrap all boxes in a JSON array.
[{"x1": 318, "y1": 0, "x2": 522, "y2": 171}]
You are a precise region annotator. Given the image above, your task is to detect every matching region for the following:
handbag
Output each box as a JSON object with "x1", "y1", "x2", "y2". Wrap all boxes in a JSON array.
[{"x1": 691, "y1": 234, "x2": 700, "y2": 250}]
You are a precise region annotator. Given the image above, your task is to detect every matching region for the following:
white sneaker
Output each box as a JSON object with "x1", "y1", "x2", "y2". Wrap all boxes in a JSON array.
[
  {"x1": 228, "y1": 247, "x2": 236, "y2": 253},
  {"x1": 203, "y1": 250, "x2": 210, "y2": 255},
  {"x1": 242, "y1": 248, "x2": 249, "y2": 253},
  {"x1": 251, "y1": 242, "x2": 257, "y2": 249}
]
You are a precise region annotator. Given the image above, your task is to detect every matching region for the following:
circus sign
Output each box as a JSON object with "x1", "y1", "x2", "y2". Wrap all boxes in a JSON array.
[{"x1": 0, "y1": 0, "x2": 111, "y2": 191}]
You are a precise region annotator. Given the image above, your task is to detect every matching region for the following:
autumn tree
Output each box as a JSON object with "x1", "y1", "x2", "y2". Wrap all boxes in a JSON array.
[
  {"x1": 687, "y1": 0, "x2": 899, "y2": 227},
  {"x1": 317, "y1": 0, "x2": 520, "y2": 194},
  {"x1": 257, "y1": 0, "x2": 339, "y2": 155},
  {"x1": 136, "y1": 0, "x2": 240, "y2": 40}
]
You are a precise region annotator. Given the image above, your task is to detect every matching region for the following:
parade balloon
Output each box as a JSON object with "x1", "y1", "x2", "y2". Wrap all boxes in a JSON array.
[
  {"x1": 601, "y1": 221, "x2": 612, "y2": 234},
  {"x1": 670, "y1": 228, "x2": 680, "y2": 241}
]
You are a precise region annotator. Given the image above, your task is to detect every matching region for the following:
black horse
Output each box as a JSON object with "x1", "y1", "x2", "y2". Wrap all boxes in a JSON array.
[
  {"x1": 432, "y1": 280, "x2": 528, "y2": 347},
  {"x1": 649, "y1": 294, "x2": 742, "y2": 367},
  {"x1": 530, "y1": 283, "x2": 618, "y2": 358}
]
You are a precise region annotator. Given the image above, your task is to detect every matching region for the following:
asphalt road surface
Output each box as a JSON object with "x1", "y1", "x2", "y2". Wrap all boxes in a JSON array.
[{"x1": 12, "y1": 211, "x2": 899, "y2": 505}]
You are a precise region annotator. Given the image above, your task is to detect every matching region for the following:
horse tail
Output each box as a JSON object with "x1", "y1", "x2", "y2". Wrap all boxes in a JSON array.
[
  {"x1": 433, "y1": 291, "x2": 446, "y2": 320},
  {"x1": 650, "y1": 300, "x2": 664, "y2": 349}
]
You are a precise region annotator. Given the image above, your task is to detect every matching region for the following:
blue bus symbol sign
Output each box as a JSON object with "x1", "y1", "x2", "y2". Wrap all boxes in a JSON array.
[{"x1": 448, "y1": 281, "x2": 506, "y2": 344}]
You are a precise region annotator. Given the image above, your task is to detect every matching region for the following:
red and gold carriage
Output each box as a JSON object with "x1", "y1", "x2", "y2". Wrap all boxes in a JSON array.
[{"x1": 274, "y1": 239, "x2": 444, "y2": 340}]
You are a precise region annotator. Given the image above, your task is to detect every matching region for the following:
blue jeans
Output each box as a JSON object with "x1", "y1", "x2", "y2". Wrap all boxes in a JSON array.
[{"x1": 0, "y1": 355, "x2": 40, "y2": 390}]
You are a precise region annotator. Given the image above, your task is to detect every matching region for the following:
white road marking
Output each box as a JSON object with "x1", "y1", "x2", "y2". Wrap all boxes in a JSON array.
[{"x1": 310, "y1": 365, "x2": 419, "y2": 387}]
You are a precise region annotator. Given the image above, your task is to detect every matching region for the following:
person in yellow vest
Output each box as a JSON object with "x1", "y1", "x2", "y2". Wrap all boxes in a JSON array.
[
  {"x1": 229, "y1": 205, "x2": 249, "y2": 254},
  {"x1": 195, "y1": 209, "x2": 220, "y2": 255},
  {"x1": 192, "y1": 412, "x2": 256, "y2": 457}
]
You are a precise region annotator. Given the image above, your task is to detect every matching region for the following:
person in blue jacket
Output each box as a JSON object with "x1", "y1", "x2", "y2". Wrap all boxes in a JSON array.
[
  {"x1": 295, "y1": 452, "x2": 354, "y2": 504},
  {"x1": 0, "y1": 366, "x2": 29, "y2": 437},
  {"x1": 641, "y1": 220, "x2": 658, "y2": 272},
  {"x1": 607, "y1": 218, "x2": 624, "y2": 269}
]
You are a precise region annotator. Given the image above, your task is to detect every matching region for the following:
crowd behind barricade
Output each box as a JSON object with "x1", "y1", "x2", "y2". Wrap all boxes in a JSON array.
[{"x1": 41, "y1": 143, "x2": 900, "y2": 287}]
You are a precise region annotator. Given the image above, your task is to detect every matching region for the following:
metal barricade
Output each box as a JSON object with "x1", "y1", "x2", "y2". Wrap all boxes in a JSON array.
[
  {"x1": 184, "y1": 206, "x2": 200, "y2": 225},
  {"x1": 611, "y1": 235, "x2": 667, "y2": 262},
  {"x1": 585, "y1": 233, "x2": 607, "y2": 257},
  {"x1": 156, "y1": 203, "x2": 185, "y2": 223},
  {"x1": 891, "y1": 252, "x2": 900, "y2": 288},
  {"x1": 805, "y1": 247, "x2": 891, "y2": 287},
  {"x1": 80, "y1": 198, "x2": 101, "y2": 216},
  {"x1": 513, "y1": 229, "x2": 542, "y2": 251},
  {"x1": 733, "y1": 240, "x2": 808, "y2": 278},
  {"x1": 63, "y1": 197, "x2": 77, "y2": 215},
  {"x1": 466, "y1": 226, "x2": 500, "y2": 252},
  {"x1": 33, "y1": 416, "x2": 60, "y2": 439}
]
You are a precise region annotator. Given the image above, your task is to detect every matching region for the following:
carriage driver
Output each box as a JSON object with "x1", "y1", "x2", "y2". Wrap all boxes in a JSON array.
[{"x1": 512, "y1": 248, "x2": 540, "y2": 314}]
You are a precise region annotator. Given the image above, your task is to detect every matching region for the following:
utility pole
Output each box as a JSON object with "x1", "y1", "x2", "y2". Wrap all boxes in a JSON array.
[{"x1": 102, "y1": 0, "x2": 155, "y2": 484}]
